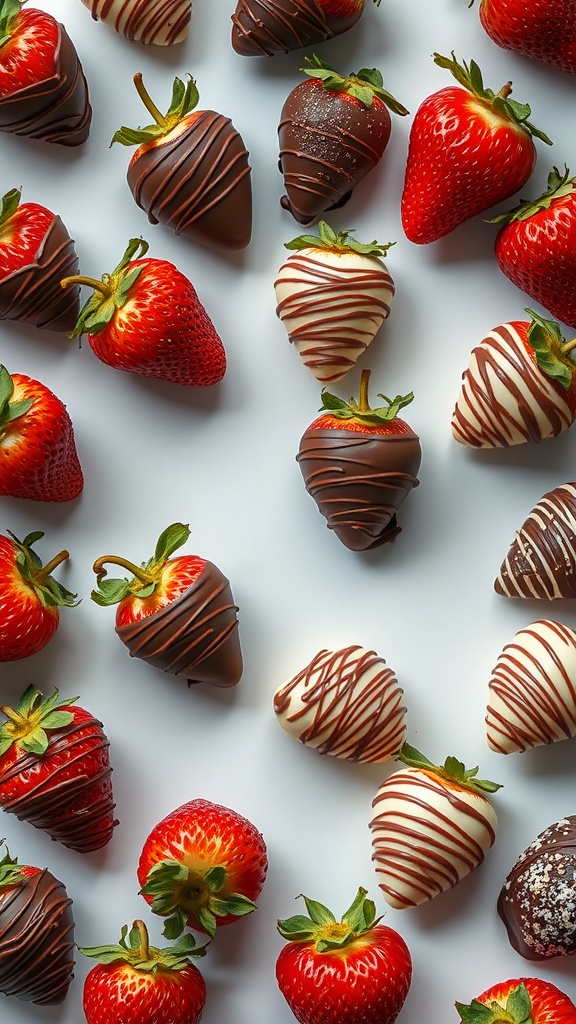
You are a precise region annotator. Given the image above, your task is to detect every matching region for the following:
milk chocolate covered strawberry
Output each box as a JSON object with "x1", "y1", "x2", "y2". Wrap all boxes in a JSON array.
[
  {"x1": 232, "y1": 0, "x2": 381, "y2": 56},
  {"x1": 297, "y1": 370, "x2": 421, "y2": 551},
  {"x1": 92, "y1": 522, "x2": 243, "y2": 688},
  {"x1": 81, "y1": 0, "x2": 192, "y2": 45}
]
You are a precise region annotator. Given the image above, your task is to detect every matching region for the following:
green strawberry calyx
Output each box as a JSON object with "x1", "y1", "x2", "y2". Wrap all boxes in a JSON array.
[
  {"x1": 7, "y1": 529, "x2": 78, "y2": 609},
  {"x1": 91, "y1": 522, "x2": 191, "y2": 607},
  {"x1": 79, "y1": 919, "x2": 207, "y2": 970},
  {"x1": 285, "y1": 220, "x2": 395, "y2": 259},
  {"x1": 433, "y1": 52, "x2": 552, "y2": 145},
  {"x1": 455, "y1": 982, "x2": 534, "y2": 1024},
  {"x1": 318, "y1": 368, "x2": 414, "y2": 427},
  {"x1": 526, "y1": 308, "x2": 576, "y2": 390},
  {"x1": 111, "y1": 74, "x2": 200, "y2": 148},
  {"x1": 0, "y1": 187, "x2": 21, "y2": 229},
  {"x1": 0, "y1": 686, "x2": 78, "y2": 758},
  {"x1": 397, "y1": 742, "x2": 502, "y2": 795},
  {"x1": 0, "y1": 365, "x2": 33, "y2": 437},
  {"x1": 489, "y1": 165, "x2": 576, "y2": 225},
  {"x1": 0, "y1": 843, "x2": 28, "y2": 890},
  {"x1": 61, "y1": 238, "x2": 148, "y2": 340},
  {"x1": 302, "y1": 54, "x2": 408, "y2": 115},
  {"x1": 140, "y1": 860, "x2": 257, "y2": 939},
  {"x1": 277, "y1": 888, "x2": 381, "y2": 953},
  {"x1": 0, "y1": 0, "x2": 23, "y2": 49}
]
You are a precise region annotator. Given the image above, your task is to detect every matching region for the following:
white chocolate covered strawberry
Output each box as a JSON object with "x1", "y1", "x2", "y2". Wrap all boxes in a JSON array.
[
  {"x1": 495, "y1": 482, "x2": 576, "y2": 599},
  {"x1": 486, "y1": 619, "x2": 576, "y2": 754},
  {"x1": 275, "y1": 222, "x2": 395, "y2": 384},
  {"x1": 451, "y1": 311, "x2": 576, "y2": 447},
  {"x1": 80, "y1": 0, "x2": 191, "y2": 44},
  {"x1": 370, "y1": 744, "x2": 500, "y2": 910},
  {"x1": 273, "y1": 645, "x2": 406, "y2": 764}
]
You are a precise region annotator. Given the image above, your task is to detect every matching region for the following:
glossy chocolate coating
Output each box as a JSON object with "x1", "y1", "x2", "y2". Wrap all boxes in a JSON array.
[
  {"x1": 0, "y1": 22, "x2": 91, "y2": 146},
  {"x1": 495, "y1": 483, "x2": 576, "y2": 599},
  {"x1": 231, "y1": 0, "x2": 360, "y2": 56},
  {"x1": 0, "y1": 868, "x2": 74, "y2": 1004},
  {"x1": 0, "y1": 216, "x2": 80, "y2": 332},
  {"x1": 498, "y1": 816, "x2": 576, "y2": 959},
  {"x1": 117, "y1": 560, "x2": 243, "y2": 687},
  {"x1": 126, "y1": 111, "x2": 252, "y2": 250},
  {"x1": 296, "y1": 425, "x2": 421, "y2": 550}
]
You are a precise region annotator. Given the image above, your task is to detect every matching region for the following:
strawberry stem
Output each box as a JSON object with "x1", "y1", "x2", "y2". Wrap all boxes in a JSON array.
[
  {"x1": 497, "y1": 82, "x2": 513, "y2": 100},
  {"x1": 133, "y1": 72, "x2": 167, "y2": 127},
  {"x1": 134, "y1": 920, "x2": 150, "y2": 960},
  {"x1": 92, "y1": 555, "x2": 152, "y2": 585},
  {"x1": 561, "y1": 338, "x2": 576, "y2": 355},
  {"x1": 358, "y1": 369, "x2": 371, "y2": 413},
  {"x1": 36, "y1": 549, "x2": 70, "y2": 584},
  {"x1": 60, "y1": 275, "x2": 112, "y2": 297}
]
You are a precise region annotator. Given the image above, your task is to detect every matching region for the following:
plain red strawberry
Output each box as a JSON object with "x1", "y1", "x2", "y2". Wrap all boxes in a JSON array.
[
  {"x1": 138, "y1": 797, "x2": 268, "y2": 938},
  {"x1": 0, "y1": 685, "x2": 118, "y2": 852},
  {"x1": 62, "y1": 238, "x2": 226, "y2": 386},
  {"x1": 231, "y1": 0, "x2": 380, "y2": 57},
  {"x1": 401, "y1": 53, "x2": 551, "y2": 244},
  {"x1": 0, "y1": 188, "x2": 80, "y2": 331},
  {"x1": 475, "y1": 0, "x2": 576, "y2": 75},
  {"x1": 80, "y1": 919, "x2": 206, "y2": 1024},
  {"x1": 0, "y1": 365, "x2": 84, "y2": 502},
  {"x1": 91, "y1": 522, "x2": 243, "y2": 688},
  {"x1": 279, "y1": 55, "x2": 407, "y2": 226},
  {"x1": 0, "y1": 529, "x2": 78, "y2": 661},
  {"x1": 0, "y1": 0, "x2": 91, "y2": 145},
  {"x1": 494, "y1": 166, "x2": 576, "y2": 329},
  {"x1": 276, "y1": 887, "x2": 411, "y2": 1024},
  {"x1": 456, "y1": 977, "x2": 576, "y2": 1023}
]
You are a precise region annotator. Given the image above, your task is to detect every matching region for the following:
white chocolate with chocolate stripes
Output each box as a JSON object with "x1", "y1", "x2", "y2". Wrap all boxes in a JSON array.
[
  {"x1": 80, "y1": 0, "x2": 191, "y2": 44},
  {"x1": 495, "y1": 483, "x2": 576, "y2": 599}
]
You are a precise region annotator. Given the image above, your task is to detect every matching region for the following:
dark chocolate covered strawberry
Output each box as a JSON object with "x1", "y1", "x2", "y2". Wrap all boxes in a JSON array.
[
  {"x1": 91, "y1": 522, "x2": 243, "y2": 688},
  {"x1": 297, "y1": 369, "x2": 421, "y2": 550},
  {"x1": 278, "y1": 55, "x2": 407, "y2": 226},
  {"x1": 0, "y1": 842, "x2": 75, "y2": 1004},
  {"x1": 231, "y1": 0, "x2": 380, "y2": 57},
  {"x1": 112, "y1": 74, "x2": 252, "y2": 250},
  {"x1": 0, "y1": 0, "x2": 91, "y2": 145},
  {"x1": 0, "y1": 188, "x2": 80, "y2": 332}
]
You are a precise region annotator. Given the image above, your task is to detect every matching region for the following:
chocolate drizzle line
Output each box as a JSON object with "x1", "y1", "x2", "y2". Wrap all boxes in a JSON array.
[
  {"x1": 117, "y1": 560, "x2": 243, "y2": 688},
  {"x1": 0, "y1": 868, "x2": 74, "y2": 1004},
  {"x1": 231, "y1": 0, "x2": 359, "y2": 56},
  {"x1": 83, "y1": 0, "x2": 191, "y2": 45},
  {"x1": 495, "y1": 482, "x2": 576, "y2": 599},
  {"x1": 0, "y1": 216, "x2": 80, "y2": 332}
]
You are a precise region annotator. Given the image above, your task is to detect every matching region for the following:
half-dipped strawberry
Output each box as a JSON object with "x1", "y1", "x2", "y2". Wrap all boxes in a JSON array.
[
  {"x1": 112, "y1": 74, "x2": 252, "y2": 250},
  {"x1": 401, "y1": 53, "x2": 551, "y2": 244},
  {"x1": 276, "y1": 888, "x2": 412, "y2": 1024},
  {"x1": 451, "y1": 310, "x2": 576, "y2": 447},
  {"x1": 80, "y1": 920, "x2": 206, "y2": 1024},
  {"x1": 138, "y1": 798, "x2": 267, "y2": 937},
  {"x1": 0, "y1": 188, "x2": 80, "y2": 332},
  {"x1": 232, "y1": 0, "x2": 380, "y2": 56},
  {"x1": 0, "y1": 685, "x2": 118, "y2": 852},
  {"x1": 0, "y1": 365, "x2": 84, "y2": 502},
  {"x1": 80, "y1": 0, "x2": 192, "y2": 45},
  {"x1": 61, "y1": 238, "x2": 226, "y2": 386},
  {"x1": 0, "y1": 842, "x2": 75, "y2": 1005},
  {"x1": 370, "y1": 743, "x2": 500, "y2": 909},
  {"x1": 91, "y1": 522, "x2": 243, "y2": 688},
  {"x1": 456, "y1": 978, "x2": 576, "y2": 1023},
  {"x1": 0, "y1": 529, "x2": 78, "y2": 661},
  {"x1": 296, "y1": 369, "x2": 421, "y2": 551},
  {"x1": 0, "y1": 0, "x2": 91, "y2": 145},
  {"x1": 278, "y1": 55, "x2": 407, "y2": 226},
  {"x1": 474, "y1": 0, "x2": 576, "y2": 75},
  {"x1": 275, "y1": 221, "x2": 395, "y2": 384}
]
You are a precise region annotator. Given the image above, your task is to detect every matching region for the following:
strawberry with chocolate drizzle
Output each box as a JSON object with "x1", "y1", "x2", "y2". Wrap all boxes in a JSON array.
[
  {"x1": 112, "y1": 74, "x2": 252, "y2": 250},
  {"x1": 232, "y1": 0, "x2": 381, "y2": 57},
  {"x1": 80, "y1": 0, "x2": 192, "y2": 46},
  {"x1": 297, "y1": 370, "x2": 421, "y2": 551},
  {"x1": 91, "y1": 522, "x2": 243, "y2": 688}
]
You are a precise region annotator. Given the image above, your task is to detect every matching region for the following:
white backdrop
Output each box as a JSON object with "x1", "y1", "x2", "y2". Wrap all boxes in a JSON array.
[{"x1": 2, "y1": 1, "x2": 576, "y2": 1021}]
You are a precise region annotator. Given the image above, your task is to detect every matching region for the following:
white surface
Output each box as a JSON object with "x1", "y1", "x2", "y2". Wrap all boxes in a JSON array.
[{"x1": 2, "y1": 1, "x2": 576, "y2": 1020}]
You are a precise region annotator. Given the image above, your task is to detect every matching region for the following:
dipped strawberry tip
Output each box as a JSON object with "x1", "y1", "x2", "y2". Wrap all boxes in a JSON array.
[
  {"x1": 455, "y1": 982, "x2": 532, "y2": 1023},
  {"x1": 91, "y1": 522, "x2": 191, "y2": 606},
  {"x1": 526, "y1": 308, "x2": 576, "y2": 388},
  {"x1": 319, "y1": 368, "x2": 414, "y2": 426},
  {"x1": 61, "y1": 237, "x2": 149, "y2": 339},
  {"x1": 111, "y1": 74, "x2": 199, "y2": 148},
  {"x1": 0, "y1": 685, "x2": 77, "y2": 758},
  {"x1": 140, "y1": 859, "x2": 257, "y2": 938},
  {"x1": 397, "y1": 742, "x2": 502, "y2": 794},
  {"x1": 277, "y1": 888, "x2": 381, "y2": 953},
  {"x1": 79, "y1": 919, "x2": 207, "y2": 968},
  {"x1": 284, "y1": 219, "x2": 395, "y2": 258},
  {"x1": 302, "y1": 53, "x2": 408, "y2": 114}
]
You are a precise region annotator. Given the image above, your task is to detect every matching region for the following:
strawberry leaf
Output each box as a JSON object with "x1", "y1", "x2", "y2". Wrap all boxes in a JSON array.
[
  {"x1": 302, "y1": 895, "x2": 336, "y2": 926},
  {"x1": 301, "y1": 54, "x2": 407, "y2": 114},
  {"x1": 152, "y1": 522, "x2": 190, "y2": 565},
  {"x1": 111, "y1": 74, "x2": 199, "y2": 147},
  {"x1": 90, "y1": 577, "x2": 133, "y2": 606},
  {"x1": 284, "y1": 220, "x2": 395, "y2": 258},
  {"x1": 0, "y1": 187, "x2": 20, "y2": 228},
  {"x1": 79, "y1": 920, "x2": 206, "y2": 969}
]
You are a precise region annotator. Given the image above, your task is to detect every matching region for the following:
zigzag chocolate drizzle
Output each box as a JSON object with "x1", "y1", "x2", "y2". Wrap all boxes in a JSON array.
[
  {"x1": 82, "y1": 0, "x2": 191, "y2": 44},
  {"x1": 231, "y1": 0, "x2": 358, "y2": 56},
  {"x1": 495, "y1": 482, "x2": 576, "y2": 599},
  {"x1": 0, "y1": 23, "x2": 91, "y2": 146},
  {"x1": 0, "y1": 868, "x2": 75, "y2": 1004},
  {"x1": 0, "y1": 216, "x2": 80, "y2": 332}
]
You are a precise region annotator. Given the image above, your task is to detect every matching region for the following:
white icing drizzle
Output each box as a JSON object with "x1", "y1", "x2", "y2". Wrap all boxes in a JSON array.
[{"x1": 81, "y1": 0, "x2": 191, "y2": 44}]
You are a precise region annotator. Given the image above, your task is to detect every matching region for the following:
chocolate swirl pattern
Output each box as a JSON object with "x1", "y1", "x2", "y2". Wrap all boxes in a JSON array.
[
  {"x1": 231, "y1": 0, "x2": 358, "y2": 56},
  {"x1": 451, "y1": 323, "x2": 576, "y2": 447},
  {"x1": 486, "y1": 619, "x2": 576, "y2": 753},
  {"x1": 0, "y1": 23, "x2": 91, "y2": 146},
  {"x1": 274, "y1": 646, "x2": 406, "y2": 763},
  {"x1": 0, "y1": 868, "x2": 75, "y2": 1004},
  {"x1": 274, "y1": 249, "x2": 395, "y2": 383},
  {"x1": 117, "y1": 560, "x2": 243, "y2": 688},
  {"x1": 0, "y1": 217, "x2": 80, "y2": 332},
  {"x1": 498, "y1": 816, "x2": 576, "y2": 960},
  {"x1": 296, "y1": 427, "x2": 421, "y2": 550},
  {"x1": 495, "y1": 483, "x2": 576, "y2": 599},
  {"x1": 127, "y1": 110, "x2": 252, "y2": 250},
  {"x1": 370, "y1": 767, "x2": 498, "y2": 909},
  {"x1": 81, "y1": 0, "x2": 191, "y2": 44}
]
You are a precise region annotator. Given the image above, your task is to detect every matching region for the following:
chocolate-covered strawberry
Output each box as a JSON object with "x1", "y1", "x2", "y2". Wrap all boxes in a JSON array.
[
  {"x1": 0, "y1": 842, "x2": 75, "y2": 1004},
  {"x1": 80, "y1": 0, "x2": 192, "y2": 45},
  {"x1": 0, "y1": 685, "x2": 118, "y2": 852},
  {"x1": 278, "y1": 55, "x2": 407, "y2": 226},
  {"x1": 0, "y1": 188, "x2": 80, "y2": 332},
  {"x1": 0, "y1": 0, "x2": 91, "y2": 145},
  {"x1": 231, "y1": 0, "x2": 380, "y2": 57},
  {"x1": 112, "y1": 74, "x2": 252, "y2": 250},
  {"x1": 91, "y1": 522, "x2": 243, "y2": 688},
  {"x1": 297, "y1": 370, "x2": 421, "y2": 551}
]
